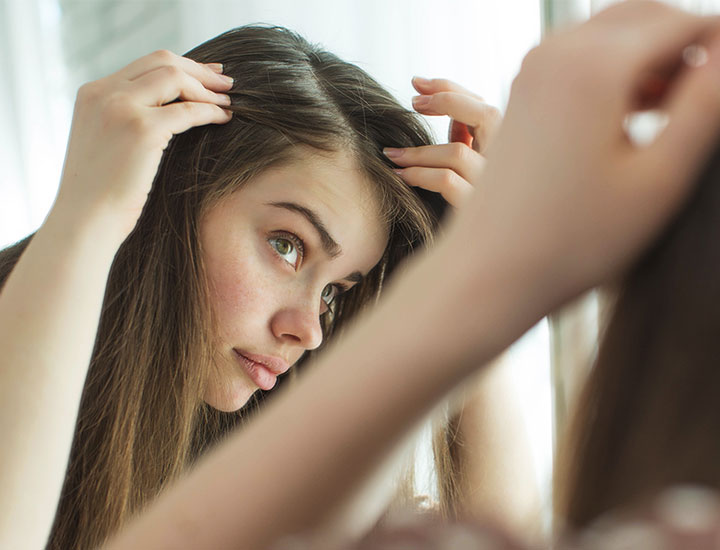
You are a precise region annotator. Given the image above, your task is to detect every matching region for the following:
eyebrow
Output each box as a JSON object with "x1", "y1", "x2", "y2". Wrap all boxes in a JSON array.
[{"x1": 267, "y1": 201, "x2": 365, "y2": 284}]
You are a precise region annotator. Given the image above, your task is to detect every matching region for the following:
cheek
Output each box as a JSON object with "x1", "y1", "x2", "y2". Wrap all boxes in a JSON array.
[{"x1": 206, "y1": 254, "x2": 274, "y2": 339}]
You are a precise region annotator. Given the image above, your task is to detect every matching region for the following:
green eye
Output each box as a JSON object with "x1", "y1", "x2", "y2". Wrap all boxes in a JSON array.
[
  {"x1": 269, "y1": 235, "x2": 301, "y2": 268},
  {"x1": 274, "y1": 238, "x2": 292, "y2": 255},
  {"x1": 321, "y1": 284, "x2": 339, "y2": 307}
]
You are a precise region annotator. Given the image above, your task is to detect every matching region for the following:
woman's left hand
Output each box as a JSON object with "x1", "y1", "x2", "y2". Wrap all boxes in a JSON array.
[{"x1": 383, "y1": 77, "x2": 502, "y2": 207}]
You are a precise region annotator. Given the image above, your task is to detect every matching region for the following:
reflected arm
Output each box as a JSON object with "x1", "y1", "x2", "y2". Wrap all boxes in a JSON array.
[{"x1": 0, "y1": 207, "x2": 126, "y2": 550}]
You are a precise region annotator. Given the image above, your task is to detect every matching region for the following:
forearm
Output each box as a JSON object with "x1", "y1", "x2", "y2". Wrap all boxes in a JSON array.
[
  {"x1": 0, "y1": 204, "x2": 125, "y2": 549},
  {"x1": 103, "y1": 210, "x2": 556, "y2": 550},
  {"x1": 310, "y1": 424, "x2": 422, "y2": 545}
]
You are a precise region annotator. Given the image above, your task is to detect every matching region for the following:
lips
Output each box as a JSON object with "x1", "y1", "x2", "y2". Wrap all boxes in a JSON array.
[{"x1": 233, "y1": 349, "x2": 290, "y2": 391}]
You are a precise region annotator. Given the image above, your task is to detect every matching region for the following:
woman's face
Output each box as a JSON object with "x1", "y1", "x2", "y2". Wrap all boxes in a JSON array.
[{"x1": 199, "y1": 148, "x2": 389, "y2": 412}]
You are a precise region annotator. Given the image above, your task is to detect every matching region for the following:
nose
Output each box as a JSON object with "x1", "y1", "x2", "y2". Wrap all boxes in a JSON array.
[{"x1": 270, "y1": 303, "x2": 323, "y2": 351}]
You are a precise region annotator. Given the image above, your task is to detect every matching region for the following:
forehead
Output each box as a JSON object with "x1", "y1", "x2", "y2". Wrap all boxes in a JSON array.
[
  {"x1": 246, "y1": 147, "x2": 377, "y2": 211},
  {"x1": 231, "y1": 147, "x2": 388, "y2": 267}
]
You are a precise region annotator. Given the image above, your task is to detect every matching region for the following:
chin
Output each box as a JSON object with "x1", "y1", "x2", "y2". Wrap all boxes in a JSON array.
[{"x1": 203, "y1": 378, "x2": 257, "y2": 412}]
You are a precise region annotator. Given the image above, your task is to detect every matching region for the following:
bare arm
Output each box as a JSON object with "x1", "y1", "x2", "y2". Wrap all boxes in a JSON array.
[
  {"x1": 0, "y1": 209, "x2": 125, "y2": 550},
  {"x1": 0, "y1": 52, "x2": 232, "y2": 549}
]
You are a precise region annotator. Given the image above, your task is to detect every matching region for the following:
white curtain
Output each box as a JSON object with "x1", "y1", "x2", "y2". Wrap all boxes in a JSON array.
[{"x1": 0, "y1": 0, "x2": 70, "y2": 248}]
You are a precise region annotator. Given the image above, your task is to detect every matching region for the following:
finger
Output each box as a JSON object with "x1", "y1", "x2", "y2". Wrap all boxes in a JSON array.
[
  {"x1": 411, "y1": 76, "x2": 485, "y2": 101},
  {"x1": 153, "y1": 102, "x2": 233, "y2": 136},
  {"x1": 384, "y1": 142, "x2": 485, "y2": 183},
  {"x1": 642, "y1": 32, "x2": 720, "y2": 199},
  {"x1": 590, "y1": 3, "x2": 720, "y2": 79},
  {"x1": 412, "y1": 93, "x2": 502, "y2": 153},
  {"x1": 395, "y1": 166, "x2": 474, "y2": 208},
  {"x1": 130, "y1": 65, "x2": 232, "y2": 107},
  {"x1": 113, "y1": 49, "x2": 233, "y2": 92}
]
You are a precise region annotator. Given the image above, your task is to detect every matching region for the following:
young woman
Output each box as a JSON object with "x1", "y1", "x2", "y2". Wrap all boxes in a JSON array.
[
  {"x1": 89, "y1": 2, "x2": 720, "y2": 549},
  {"x1": 0, "y1": 23, "x2": 536, "y2": 550},
  {"x1": 4, "y1": 1, "x2": 719, "y2": 548}
]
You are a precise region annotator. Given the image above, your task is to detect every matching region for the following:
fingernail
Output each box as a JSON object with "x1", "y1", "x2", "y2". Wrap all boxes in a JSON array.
[
  {"x1": 219, "y1": 73, "x2": 234, "y2": 86},
  {"x1": 655, "y1": 485, "x2": 720, "y2": 534},
  {"x1": 412, "y1": 95, "x2": 431, "y2": 108},
  {"x1": 216, "y1": 93, "x2": 231, "y2": 106},
  {"x1": 682, "y1": 45, "x2": 709, "y2": 68},
  {"x1": 383, "y1": 147, "x2": 404, "y2": 159},
  {"x1": 413, "y1": 76, "x2": 431, "y2": 86},
  {"x1": 206, "y1": 63, "x2": 224, "y2": 73},
  {"x1": 392, "y1": 169, "x2": 405, "y2": 177}
]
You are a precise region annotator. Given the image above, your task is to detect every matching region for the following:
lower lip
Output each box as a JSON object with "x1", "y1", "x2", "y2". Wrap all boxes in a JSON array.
[{"x1": 233, "y1": 350, "x2": 277, "y2": 391}]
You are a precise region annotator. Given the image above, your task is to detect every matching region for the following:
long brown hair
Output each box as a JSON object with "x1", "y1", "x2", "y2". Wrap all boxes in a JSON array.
[
  {"x1": 0, "y1": 26, "x2": 446, "y2": 550},
  {"x1": 554, "y1": 136, "x2": 720, "y2": 530}
]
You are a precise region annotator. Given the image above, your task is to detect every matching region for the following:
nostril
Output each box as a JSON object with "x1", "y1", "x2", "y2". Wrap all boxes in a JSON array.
[{"x1": 283, "y1": 333, "x2": 302, "y2": 344}]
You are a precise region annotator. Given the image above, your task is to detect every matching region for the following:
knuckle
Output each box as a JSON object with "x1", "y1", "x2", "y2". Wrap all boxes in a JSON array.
[
  {"x1": 449, "y1": 142, "x2": 470, "y2": 163},
  {"x1": 178, "y1": 101, "x2": 197, "y2": 114},
  {"x1": 76, "y1": 81, "x2": 103, "y2": 103},
  {"x1": 124, "y1": 112, "x2": 153, "y2": 138},
  {"x1": 150, "y1": 49, "x2": 177, "y2": 65},
  {"x1": 159, "y1": 64, "x2": 184, "y2": 80},
  {"x1": 485, "y1": 105, "x2": 502, "y2": 122},
  {"x1": 440, "y1": 169, "x2": 457, "y2": 188}
]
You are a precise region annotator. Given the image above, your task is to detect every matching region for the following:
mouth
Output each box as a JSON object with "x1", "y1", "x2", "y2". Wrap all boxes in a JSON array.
[{"x1": 232, "y1": 349, "x2": 290, "y2": 391}]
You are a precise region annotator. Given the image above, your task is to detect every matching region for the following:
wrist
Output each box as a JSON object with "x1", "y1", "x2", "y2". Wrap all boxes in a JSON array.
[
  {"x1": 408, "y1": 209, "x2": 563, "y2": 375},
  {"x1": 44, "y1": 196, "x2": 136, "y2": 252}
]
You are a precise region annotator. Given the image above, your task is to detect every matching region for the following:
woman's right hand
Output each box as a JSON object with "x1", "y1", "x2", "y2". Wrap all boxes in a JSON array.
[
  {"x1": 52, "y1": 50, "x2": 233, "y2": 240},
  {"x1": 450, "y1": 1, "x2": 720, "y2": 317}
]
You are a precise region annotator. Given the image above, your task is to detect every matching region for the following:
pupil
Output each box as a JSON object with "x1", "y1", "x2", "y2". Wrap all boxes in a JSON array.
[{"x1": 277, "y1": 239, "x2": 291, "y2": 254}]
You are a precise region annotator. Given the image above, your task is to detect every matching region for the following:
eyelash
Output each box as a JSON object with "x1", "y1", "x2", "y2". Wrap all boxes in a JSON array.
[
  {"x1": 322, "y1": 282, "x2": 350, "y2": 312},
  {"x1": 267, "y1": 231, "x2": 350, "y2": 312},
  {"x1": 269, "y1": 231, "x2": 305, "y2": 269}
]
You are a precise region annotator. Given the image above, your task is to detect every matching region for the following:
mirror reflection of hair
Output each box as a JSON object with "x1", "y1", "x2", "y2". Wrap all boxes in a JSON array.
[{"x1": 555, "y1": 134, "x2": 720, "y2": 529}]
